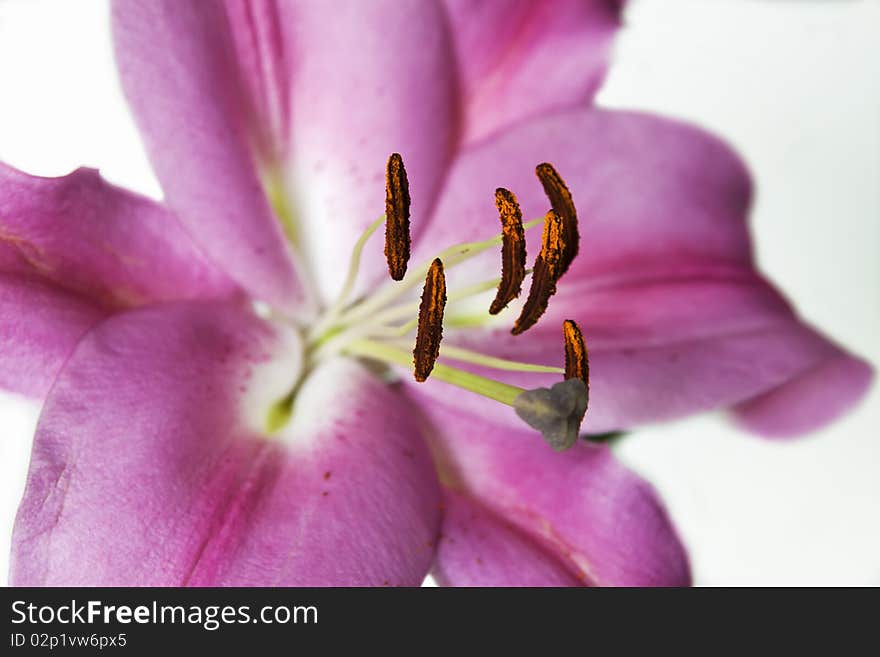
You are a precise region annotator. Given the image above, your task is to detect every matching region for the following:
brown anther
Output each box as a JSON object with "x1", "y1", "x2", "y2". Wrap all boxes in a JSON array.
[
  {"x1": 489, "y1": 188, "x2": 527, "y2": 315},
  {"x1": 563, "y1": 319, "x2": 589, "y2": 426},
  {"x1": 511, "y1": 209, "x2": 566, "y2": 335},
  {"x1": 413, "y1": 258, "x2": 446, "y2": 382},
  {"x1": 535, "y1": 163, "x2": 578, "y2": 276},
  {"x1": 384, "y1": 152, "x2": 411, "y2": 281},
  {"x1": 563, "y1": 317, "x2": 589, "y2": 388}
]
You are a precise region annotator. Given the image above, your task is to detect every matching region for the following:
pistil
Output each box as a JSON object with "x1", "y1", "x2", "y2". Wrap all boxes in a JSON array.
[{"x1": 342, "y1": 339, "x2": 586, "y2": 451}]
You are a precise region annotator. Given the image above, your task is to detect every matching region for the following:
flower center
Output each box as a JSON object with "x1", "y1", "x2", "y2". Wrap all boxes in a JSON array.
[{"x1": 270, "y1": 154, "x2": 589, "y2": 451}]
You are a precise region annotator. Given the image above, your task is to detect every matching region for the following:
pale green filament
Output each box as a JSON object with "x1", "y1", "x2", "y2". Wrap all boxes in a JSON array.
[
  {"x1": 344, "y1": 340, "x2": 524, "y2": 405},
  {"x1": 333, "y1": 217, "x2": 543, "y2": 329},
  {"x1": 435, "y1": 344, "x2": 563, "y2": 374},
  {"x1": 289, "y1": 212, "x2": 559, "y2": 430},
  {"x1": 357, "y1": 273, "x2": 512, "y2": 329},
  {"x1": 305, "y1": 216, "x2": 548, "y2": 371},
  {"x1": 444, "y1": 313, "x2": 497, "y2": 328},
  {"x1": 385, "y1": 267, "x2": 531, "y2": 333},
  {"x1": 308, "y1": 213, "x2": 386, "y2": 340},
  {"x1": 309, "y1": 269, "x2": 532, "y2": 361}
]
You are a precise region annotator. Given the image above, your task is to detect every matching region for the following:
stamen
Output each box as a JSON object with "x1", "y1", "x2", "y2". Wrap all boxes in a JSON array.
[
  {"x1": 299, "y1": 160, "x2": 592, "y2": 451},
  {"x1": 430, "y1": 343, "x2": 563, "y2": 374},
  {"x1": 308, "y1": 213, "x2": 386, "y2": 341},
  {"x1": 309, "y1": 269, "x2": 533, "y2": 361},
  {"x1": 562, "y1": 319, "x2": 589, "y2": 388},
  {"x1": 413, "y1": 258, "x2": 446, "y2": 382},
  {"x1": 384, "y1": 152, "x2": 411, "y2": 281},
  {"x1": 345, "y1": 339, "x2": 523, "y2": 405},
  {"x1": 489, "y1": 188, "x2": 527, "y2": 315},
  {"x1": 337, "y1": 217, "x2": 542, "y2": 328},
  {"x1": 535, "y1": 163, "x2": 578, "y2": 276},
  {"x1": 363, "y1": 273, "x2": 508, "y2": 328},
  {"x1": 511, "y1": 210, "x2": 566, "y2": 335},
  {"x1": 562, "y1": 319, "x2": 589, "y2": 426}
]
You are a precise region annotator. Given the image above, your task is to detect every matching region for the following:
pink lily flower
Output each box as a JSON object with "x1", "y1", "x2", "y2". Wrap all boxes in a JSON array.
[{"x1": 2, "y1": 1, "x2": 870, "y2": 586}]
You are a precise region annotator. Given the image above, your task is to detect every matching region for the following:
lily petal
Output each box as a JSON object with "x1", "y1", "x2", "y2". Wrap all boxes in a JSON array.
[
  {"x1": 0, "y1": 274, "x2": 102, "y2": 398},
  {"x1": 412, "y1": 109, "x2": 871, "y2": 436},
  {"x1": 434, "y1": 491, "x2": 582, "y2": 586},
  {"x1": 111, "y1": 1, "x2": 309, "y2": 312},
  {"x1": 0, "y1": 164, "x2": 238, "y2": 398},
  {"x1": 443, "y1": 0, "x2": 624, "y2": 143},
  {"x1": 413, "y1": 395, "x2": 691, "y2": 586},
  {"x1": 223, "y1": 0, "x2": 294, "y2": 159},
  {"x1": 731, "y1": 352, "x2": 873, "y2": 438},
  {"x1": 0, "y1": 164, "x2": 236, "y2": 308},
  {"x1": 280, "y1": 0, "x2": 460, "y2": 301},
  {"x1": 11, "y1": 301, "x2": 440, "y2": 586},
  {"x1": 415, "y1": 108, "x2": 752, "y2": 285},
  {"x1": 430, "y1": 275, "x2": 872, "y2": 437}
]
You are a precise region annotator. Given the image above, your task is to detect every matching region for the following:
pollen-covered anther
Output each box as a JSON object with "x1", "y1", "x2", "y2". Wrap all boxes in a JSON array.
[
  {"x1": 489, "y1": 188, "x2": 527, "y2": 315},
  {"x1": 413, "y1": 258, "x2": 446, "y2": 382},
  {"x1": 511, "y1": 209, "x2": 566, "y2": 335},
  {"x1": 563, "y1": 319, "x2": 589, "y2": 388},
  {"x1": 535, "y1": 162, "x2": 578, "y2": 276},
  {"x1": 384, "y1": 152, "x2": 411, "y2": 281},
  {"x1": 562, "y1": 319, "x2": 589, "y2": 423}
]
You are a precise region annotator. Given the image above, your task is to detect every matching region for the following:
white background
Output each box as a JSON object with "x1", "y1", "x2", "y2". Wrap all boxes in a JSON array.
[{"x1": 0, "y1": 0, "x2": 877, "y2": 585}]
